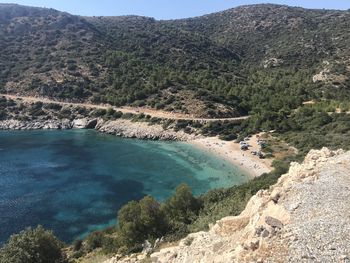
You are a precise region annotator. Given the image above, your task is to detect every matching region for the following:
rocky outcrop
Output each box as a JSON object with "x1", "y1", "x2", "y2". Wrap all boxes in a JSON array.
[
  {"x1": 0, "y1": 119, "x2": 73, "y2": 130},
  {"x1": 72, "y1": 118, "x2": 88, "y2": 129},
  {"x1": 0, "y1": 118, "x2": 99, "y2": 130},
  {"x1": 263, "y1": 58, "x2": 284, "y2": 68},
  {"x1": 72, "y1": 118, "x2": 98, "y2": 129},
  {"x1": 96, "y1": 119, "x2": 197, "y2": 141},
  {"x1": 111, "y1": 148, "x2": 350, "y2": 263},
  {"x1": 0, "y1": 118, "x2": 197, "y2": 141},
  {"x1": 312, "y1": 60, "x2": 348, "y2": 85}
]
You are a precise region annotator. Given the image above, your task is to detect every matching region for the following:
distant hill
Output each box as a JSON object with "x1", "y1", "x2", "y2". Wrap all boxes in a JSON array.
[{"x1": 0, "y1": 3, "x2": 349, "y2": 117}]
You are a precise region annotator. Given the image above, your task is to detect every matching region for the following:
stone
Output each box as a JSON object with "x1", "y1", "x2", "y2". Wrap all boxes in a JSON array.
[
  {"x1": 265, "y1": 216, "x2": 283, "y2": 229},
  {"x1": 255, "y1": 226, "x2": 265, "y2": 236},
  {"x1": 212, "y1": 241, "x2": 223, "y2": 252},
  {"x1": 270, "y1": 192, "x2": 281, "y2": 204},
  {"x1": 72, "y1": 118, "x2": 88, "y2": 129},
  {"x1": 142, "y1": 240, "x2": 153, "y2": 254},
  {"x1": 215, "y1": 216, "x2": 250, "y2": 235},
  {"x1": 340, "y1": 255, "x2": 350, "y2": 262},
  {"x1": 249, "y1": 240, "x2": 260, "y2": 251},
  {"x1": 255, "y1": 226, "x2": 270, "y2": 238},
  {"x1": 261, "y1": 229, "x2": 270, "y2": 238}
]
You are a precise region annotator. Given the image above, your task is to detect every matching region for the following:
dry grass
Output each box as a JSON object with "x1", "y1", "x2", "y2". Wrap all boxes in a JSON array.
[{"x1": 260, "y1": 133, "x2": 298, "y2": 160}]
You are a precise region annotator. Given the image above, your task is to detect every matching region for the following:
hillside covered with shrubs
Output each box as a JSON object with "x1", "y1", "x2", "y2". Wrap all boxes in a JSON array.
[{"x1": 1, "y1": 3, "x2": 350, "y2": 119}]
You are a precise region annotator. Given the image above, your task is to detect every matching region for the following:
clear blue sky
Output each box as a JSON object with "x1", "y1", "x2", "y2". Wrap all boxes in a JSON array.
[{"x1": 0, "y1": 0, "x2": 349, "y2": 19}]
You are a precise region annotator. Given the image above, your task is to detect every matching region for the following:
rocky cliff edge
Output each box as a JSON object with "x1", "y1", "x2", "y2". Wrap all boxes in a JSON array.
[{"x1": 111, "y1": 148, "x2": 350, "y2": 263}]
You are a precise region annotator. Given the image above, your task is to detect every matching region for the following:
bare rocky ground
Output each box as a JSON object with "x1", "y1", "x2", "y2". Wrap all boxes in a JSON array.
[
  {"x1": 108, "y1": 148, "x2": 350, "y2": 263},
  {"x1": 0, "y1": 118, "x2": 198, "y2": 141},
  {"x1": 96, "y1": 119, "x2": 198, "y2": 141}
]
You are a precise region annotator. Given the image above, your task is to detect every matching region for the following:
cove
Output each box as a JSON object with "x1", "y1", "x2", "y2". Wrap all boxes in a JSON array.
[{"x1": 0, "y1": 129, "x2": 249, "y2": 244}]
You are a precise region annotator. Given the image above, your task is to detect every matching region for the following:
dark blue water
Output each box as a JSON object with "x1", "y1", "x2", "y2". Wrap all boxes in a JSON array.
[{"x1": 0, "y1": 130, "x2": 248, "y2": 244}]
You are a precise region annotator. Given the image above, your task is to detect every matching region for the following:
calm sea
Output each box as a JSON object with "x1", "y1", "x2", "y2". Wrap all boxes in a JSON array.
[{"x1": 0, "y1": 130, "x2": 248, "y2": 244}]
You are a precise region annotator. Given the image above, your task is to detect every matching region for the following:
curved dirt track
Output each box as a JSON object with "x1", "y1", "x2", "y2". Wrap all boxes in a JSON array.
[{"x1": 1, "y1": 94, "x2": 249, "y2": 122}]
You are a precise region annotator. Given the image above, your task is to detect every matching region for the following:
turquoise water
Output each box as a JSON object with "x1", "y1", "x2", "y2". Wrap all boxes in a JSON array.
[{"x1": 0, "y1": 130, "x2": 248, "y2": 244}]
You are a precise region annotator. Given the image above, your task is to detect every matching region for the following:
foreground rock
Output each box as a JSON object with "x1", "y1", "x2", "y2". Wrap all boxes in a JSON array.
[
  {"x1": 110, "y1": 148, "x2": 350, "y2": 263},
  {"x1": 0, "y1": 118, "x2": 197, "y2": 141}
]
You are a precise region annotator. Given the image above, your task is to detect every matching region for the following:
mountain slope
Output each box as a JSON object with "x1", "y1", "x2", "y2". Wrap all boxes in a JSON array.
[
  {"x1": 0, "y1": 4, "x2": 110, "y2": 99},
  {"x1": 0, "y1": 3, "x2": 350, "y2": 118},
  {"x1": 175, "y1": 4, "x2": 350, "y2": 65}
]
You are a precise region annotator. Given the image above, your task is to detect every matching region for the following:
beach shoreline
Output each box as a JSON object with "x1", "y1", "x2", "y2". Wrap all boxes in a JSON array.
[
  {"x1": 189, "y1": 135, "x2": 273, "y2": 177},
  {"x1": 0, "y1": 117, "x2": 273, "y2": 177}
]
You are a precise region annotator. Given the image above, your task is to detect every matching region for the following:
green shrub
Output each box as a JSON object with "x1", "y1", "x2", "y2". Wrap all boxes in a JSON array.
[
  {"x1": 71, "y1": 249, "x2": 85, "y2": 259},
  {"x1": 0, "y1": 225, "x2": 67, "y2": 263},
  {"x1": 76, "y1": 107, "x2": 88, "y2": 115},
  {"x1": 59, "y1": 108, "x2": 72, "y2": 119},
  {"x1": 183, "y1": 127, "x2": 192, "y2": 134},
  {"x1": 113, "y1": 111, "x2": 123, "y2": 119},
  {"x1": 121, "y1": 113, "x2": 134, "y2": 119},
  {"x1": 162, "y1": 119, "x2": 174, "y2": 129},
  {"x1": 31, "y1": 101, "x2": 43, "y2": 110},
  {"x1": 85, "y1": 231, "x2": 104, "y2": 252},
  {"x1": 101, "y1": 236, "x2": 119, "y2": 254},
  {"x1": 92, "y1": 109, "x2": 107, "y2": 117},
  {"x1": 106, "y1": 107, "x2": 116, "y2": 117},
  {"x1": 72, "y1": 239, "x2": 83, "y2": 251},
  {"x1": 117, "y1": 196, "x2": 168, "y2": 249},
  {"x1": 44, "y1": 103, "x2": 62, "y2": 111},
  {"x1": 67, "y1": 64, "x2": 77, "y2": 71},
  {"x1": 162, "y1": 184, "x2": 200, "y2": 226},
  {"x1": 218, "y1": 133, "x2": 237, "y2": 141}
]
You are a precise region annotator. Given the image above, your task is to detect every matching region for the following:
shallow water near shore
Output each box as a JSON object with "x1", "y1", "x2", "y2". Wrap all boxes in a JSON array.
[{"x1": 0, "y1": 129, "x2": 249, "y2": 244}]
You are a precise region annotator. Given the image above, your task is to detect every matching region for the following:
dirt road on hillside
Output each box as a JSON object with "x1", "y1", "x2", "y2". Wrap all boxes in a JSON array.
[{"x1": 1, "y1": 94, "x2": 250, "y2": 122}]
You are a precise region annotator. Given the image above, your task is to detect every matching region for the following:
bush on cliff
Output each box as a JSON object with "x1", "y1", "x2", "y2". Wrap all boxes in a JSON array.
[
  {"x1": 117, "y1": 195, "x2": 168, "y2": 252},
  {"x1": 0, "y1": 225, "x2": 67, "y2": 263},
  {"x1": 163, "y1": 184, "x2": 200, "y2": 225},
  {"x1": 161, "y1": 184, "x2": 201, "y2": 239},
  {"x1": 114, "y1": 184, "x2": 201, "y2": 252}
]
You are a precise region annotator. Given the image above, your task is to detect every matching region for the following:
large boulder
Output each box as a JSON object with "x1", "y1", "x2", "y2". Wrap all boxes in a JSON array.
[
  {"x1": 72, "y1": 118, "x2": 98, "y2": 129},
  {"x1": 72, "y1": 118, "x2": 88, "y2": 129},
  {"x1": 86, "y1": 119, "x2": 98, "y2": 129}
]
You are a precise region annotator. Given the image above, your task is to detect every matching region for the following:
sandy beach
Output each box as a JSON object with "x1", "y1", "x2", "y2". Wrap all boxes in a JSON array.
[{"x1": 190, "y1": 134, "x2": 273, "y2": 177}]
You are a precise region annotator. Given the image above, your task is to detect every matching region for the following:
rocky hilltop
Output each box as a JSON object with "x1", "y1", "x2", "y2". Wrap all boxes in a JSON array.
[{"x1": 110, "y1": 148, "x2": 350, "y2": 263}]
